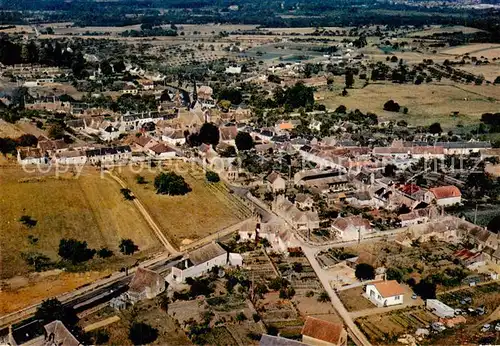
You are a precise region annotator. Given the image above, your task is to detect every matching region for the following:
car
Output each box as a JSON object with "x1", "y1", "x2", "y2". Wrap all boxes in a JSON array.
[
  {"x1": 495, "y1": 323, "x2": 500, "y2": 332},
  {"x1": 481, "y1": 324, "x2": 491, "y2": 332},
  {"x1": 431, "y1": 322, "x2": 446, "y2": 332},
  {"x1": 411, "y1": 294, "x2": 417, "y2": 300},
  {"x1": 477, "y1": 306, "x2": 486, "y2": 315},
  {"x1": 454, "y1": 309, "x2": 463, "y2": 315}
]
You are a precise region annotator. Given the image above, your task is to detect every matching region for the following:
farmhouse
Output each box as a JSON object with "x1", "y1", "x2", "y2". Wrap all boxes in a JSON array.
[
  {"x1": 38, "y1": 139, "x2": 69, "y2": 155},
  {"x1": 126, "y1": 267, "x2": 165, "y2": 303},
  {"x1": 171, "y1": 242, "x2": 242, "y2": 283},
  {"x1": 17, "y1": 147, "x2": 47, "y2": 165},
  {"x1": 295, "y1": 193, "x2": 314, "y2": 210},
  {"x1": 301, "y1": 316, "x2": 347, "y2": 346},
  {"x1": 365, "y1": 280, "x2": 405, "y2": 307},
  {"x1": 424, "y1": 186, "x2": 461, "y2": 206},
  {"x1": 267, "y1": 171, "x2": 287, "y2": 192}
]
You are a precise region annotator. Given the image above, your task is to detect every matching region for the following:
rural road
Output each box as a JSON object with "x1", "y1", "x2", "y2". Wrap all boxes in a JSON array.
[
  {"x1": 105, "y1": 170, "x2": 179, "y2": 254},
  {"x1": 302, "y1": 245, "x2": 373, "y2": 346}
]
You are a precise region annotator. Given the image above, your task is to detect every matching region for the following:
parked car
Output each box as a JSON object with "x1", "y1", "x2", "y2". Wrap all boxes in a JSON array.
[
  {"x1": 411, "y1": 294, "x2": 417, "y2": 300},
  {"x1": 460, "y1": 297, "x2": 472, "y2": 305},
  {"x1": 495, "y1": 323, "x2": 500, "y2": 332},
  {"x1": 481, "y1": 324, "x2": 491, "y2": 332},
  {"x1": 431, "y1": 322, "x2": 446, "y2": 332},
  {"x1": 476, "y1": 306, "x2": 486, "y2": 315},
  {"x1": 454, "y1": 309, "x2": 463, "y2": 315}
]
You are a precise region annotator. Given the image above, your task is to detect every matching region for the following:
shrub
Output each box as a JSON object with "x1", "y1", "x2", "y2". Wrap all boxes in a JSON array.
[
  {"x1": 154, "y1": 171, "x2": 191, "y2": 195},
  {"x1": 355, "y1": 263, "x2": 375, "y2": 280},
  {"x1": 119, "y1": 238, "x2": 139, "y2": 255},
  {"x1": 129, "y1": 322, "x2": 158, "y2": 345},
  {"x1": 58, "y1": 239, "x2": 96, "y2": 264},
  {"x1": 97, "y1": 248, "x2": 113, "y2": 258},
  {"x1": 206, "y1": 171, "x2": 220, "y2": 183}
]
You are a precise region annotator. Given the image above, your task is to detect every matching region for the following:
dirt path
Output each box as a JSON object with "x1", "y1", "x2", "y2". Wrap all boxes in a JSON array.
[{"x1": 105, "y1": 170, "x2": 179, "y2": 254}]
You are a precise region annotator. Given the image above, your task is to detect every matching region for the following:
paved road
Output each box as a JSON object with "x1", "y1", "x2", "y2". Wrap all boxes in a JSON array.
[
  {"x1": 302, "y1": 245, "x2": 372, "y2": 346},
  {"x1": 105, "y1": 170, "x2": 179, "y2": 254}
]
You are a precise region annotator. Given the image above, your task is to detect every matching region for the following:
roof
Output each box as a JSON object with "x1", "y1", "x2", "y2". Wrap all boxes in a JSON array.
[
  {"x1": 129, "y1": 267, "x2": 163, "y2": 294},
  {"x1": 429, "y1": 186, "x2": 461, "y2": 199},
  {"x1": 332, "y1": 216, "x2": 372, "y2": 232},
  {"x1": 43, "y1": 320, "x2": 80, "y2": 346},
  {"x1": 370, "y1": 280, "x2": 405, "y2": 298},
  {"x1": 38, "y1": 139, "x2": 68, "y2": 152},
  {"x1": 188, "y1": 242, "x2": 227, "y2": 266},
  {"x1": 85, "y1": 145, "x2": 131, "y2": 157},
  {"x1": 18, "y1": 147, "x2": 44, "y2": 159},
  {"x1": 267, "y1": 171, "x2": 285, "y2": 184},
  {"x1": 295, "y1": 193, "x2": 313, "y2": 203},
  {"x1": 149, "y1": 143, "x2": 174, "y2": 154},
  {"x1": 133, "y1": 135, "x2": 153, "y2": 147},
  {"x1": 219, "y1": 126, "x2": 238, "y2": 141},
  {"x1": 301, "y1": 316, "x2": 345, "y2": 344},
  {"x1": 260, "y1": 334, "x2": 307, "y2": 346}
]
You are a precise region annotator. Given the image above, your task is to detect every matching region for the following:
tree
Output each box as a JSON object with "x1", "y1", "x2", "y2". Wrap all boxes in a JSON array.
[
  {"x1": 119, "y1": 238, "x2": 139, "y2": 255},
  {"x1": 219, "y1": 145, "x2": 237, "y2": 157},
  {"x1": 206, "y1": 171, "x2": 220, "y2": 183},
  {"x1": 487, "y1": 215, "x2": 500, "y2": 233},
  {"x1": 120, "y1": 188, "x2": 135, "y2": 200},
  {"x1": 429, "y1": 122, "x2": 442, "y2": 134},
  {"x1": 58, "y1": 239, "x2": 96, "y2": 264},
  {"x1": 100, "y1": 60, "x2": 113, "y2": 76},
  {"x1": 17, "y1": 134, "x2": 38, "y2": 147},
  {"x1": 235, "y1": 312, "x2": 247, "y2": 322},
  {"x1": 129, "y1": 322, "x2": 158, "y2": 345},
  {"x1": 35, "y1": 298, "x2": 78, "y2": 328},
  {"x1": 198, "y1": 122, "x2": 220, "y2": 147},
  {"x1": 345, "y1": 69, "x2": 354, "y2": 88},
  {"x1": 235, "y1": 131, "x2": 254, "y2": 151},
  {"x1": 154, "y1": 172, "x2": 191, "y2": 195},
  {"x1": 355, "y1": 263, "x2": 375, "y2": 280},
  {"x1": 217, "y1": 88, "x2": 243, "y2": 105},
  {"x1": 97, "y1": 248, "x2": 113, "y2": 258},
  {"x1": 48, "y1": 124, "x2": 65, "y2": 139},
  {"x1": 386, "y1": 267, "x2": 404, "y2": 282},
  {"x1": 494, "y1": 76, "x2": 500, "y2": 85},
  {"x1": 317, "y1": 291, "x2": 330, "y2": 302},
  {"x1": 136, "y1": 175, "x2": 147, "y2": 184},
  {"x1": 384, "y1": 164, "x2": 397, "y2": 177},
  {"x1": 383, "y1": 100, "x2": 400, "y2": 112},
  {"x1": 413, "y1": 278, "x2": 436, "y2": 299}
]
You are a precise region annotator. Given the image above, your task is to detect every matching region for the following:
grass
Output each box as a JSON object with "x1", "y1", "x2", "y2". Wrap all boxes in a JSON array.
[
  {"x1": 0, "y1": 166, "x2": 159, "y2": 279},
  {"x1": 338, "y1": 287, "x2": 376, "y2": 312},
  {"x1": 114, "y1": 161, "x2": 251, "y2": 249}
]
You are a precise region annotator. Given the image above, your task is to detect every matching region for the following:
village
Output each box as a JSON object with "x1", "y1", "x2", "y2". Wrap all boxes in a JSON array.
[{"x1": 0, "y1": 15, "x2": 500, "y2": 346}]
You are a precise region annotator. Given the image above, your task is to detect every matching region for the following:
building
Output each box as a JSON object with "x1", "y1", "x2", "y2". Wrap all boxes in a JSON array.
[
  {"x1": 54, "y1": 150, "x2": 87, "y2": 165},
  {"x1": 426, "y1": 299, "x2": 455, "y2": 318},
  {"x1": 85, "y1": 146, "x2": 132, "y2": 165},
  {"x1": 260, "y1": 334, "x2": 307, "y2": 346},
  {"x1": 295, "y1": 194, "x2": 314, "y2": 210},
  {"x1": 331, "y1": 216, "x2": 373, "y2": 241},
  {"x1": 365, "y1": 280, "x2": 405, "y2": 307},
  {"x1": 171, "y1": 242, "x2": 242, "y2": 283},
  {"x1": 43, "y1": 320, "x2": 80, "y2": 346},
  {"x1": 126, "y1": 267, "x2": 165, "y2": 303},
  {"x1": 267, "y1": 171, "x2": 287, "y2": 193},
  {"x1": 162, "y1": 128, "x2": 186, "y2": 146},
  {"x1": 301, "y1": 316, "x2": 347, "y2": 346},
  {"x1": 219, "y1": 125, "x2": 238, "y2": 146},
  {"x1": 424, "y1": 186, "x2": 461, "y2": 206},
  {"x1": 17, "y1": 147, "x2": 47, "y2": 165},
  {"x1": 148, "y1": 143, "x2": 176, "y2": 159}
]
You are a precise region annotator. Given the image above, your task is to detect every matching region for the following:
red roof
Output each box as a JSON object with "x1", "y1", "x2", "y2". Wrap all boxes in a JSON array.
[
  {"x1": 429, "y1": 186, "x2": 461, "y2": 199},
  {"x1": 398, "y1": 183, "x2": 421, "y2": 195},
  {"x1": 371, "y1": 280, "x2": 405, "y2": 298},
  {"x1": 301, "y1": 317, "x2": 345, "y2": 344}
]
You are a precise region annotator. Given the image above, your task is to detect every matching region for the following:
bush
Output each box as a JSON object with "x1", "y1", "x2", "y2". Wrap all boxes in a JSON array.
[
  {"x1": 236, "y1": 312, "x2": 247, "y2": 322},
  {"x1": 136, "y1": 175, "x2": 147, "y2": 184},
  {"x1": 129, "y1": 322, "x2": 158, "y2": 345},
  {"x1": 305, "y1": 290, "x2": 314, "y2": 297},
  {"x1": 97, "y1": 248, "x2": 113, "y2": 258},
  {"x1": 119, "y1": 238, "x2": 139, "y2": 255},
  {"x1": 383, "y1": 100, "x2": 401, "y2": 112},
  {"x1": 206, "y1": 171, "x2": 220, "y2": 183},
  {"x1": 154, "y1": 172, "x2": 191, "y2": 195},
  {"x1": 252, "y1": 313, "x2": 261, "y2": 322},
  {"x1": 120, "y1": 188, "x2": 135, "y2": 200},
  {"x1": 317, "y1": 291, "x2": 330, "y2": 302}
]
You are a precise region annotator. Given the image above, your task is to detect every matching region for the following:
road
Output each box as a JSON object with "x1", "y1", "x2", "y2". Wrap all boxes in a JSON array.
[
  {"x1": 105, "y1": 170, "x2": 179, "y2": 254},
  {"x1": 302, "y1": 246, "x2": 372, "y2": 346}
]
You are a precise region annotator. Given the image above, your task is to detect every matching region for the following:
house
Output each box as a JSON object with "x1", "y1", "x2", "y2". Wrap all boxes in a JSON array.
[
  {"x1": 424, "y1": 186, "x2": 461, "y2": 206},
  {"x1": 331, "y1": 216, "x2": 373, "y2": 241},
  {"x1": 85, "y1": 145, "x2": 132, "y2": 165},
  {"x1": 219, "y1": 125, "x2": 238, "y2": 146},
  {"x1": 267, "y1": 171, "x2": 287, "y2": 192},
  {"x1": 122, "y1": 83, "x2": 138, "y2": 95},
  {"x1": 138, "y1": 78, "x2": 154, "y2": 90},
  {"x1": 126, "y1": 267, "x2": 165, "y2": 303},
  {"x1": 162, "y1": 128, "x2": 186, "y2": 146},
  {"x1": 365, "y1": 280, "x2": 405, "y2": 307},
  {"x1": 54, "y1": 150, "x2": 87, "y2": 165},
  {"x1": 171, "y1": 242, "x2": 242, "y2": 283},
  {"x1": 426, "y1": 299, "x2": 455, "y2": 318},
  {"x1": 38, "y1": 139, "x2": 69, "y2": 155},
  {"x1": 132, "y1": 135, "x2": 158, "y2": 151},
  {"x1": 43, "y1": 320, "x2": 80, "y2": 346},
  {"x1": 260, "y1": 334, "x2": 307, "y2": 346},
  {"x1": 148, "y1": 143, "x2": 176, "y2": 159},
  {"x1": 17, "y1": 147, "x2": 47, "y2": 165},
  {"x1": 399, "y1": 208, "x2": 432, "y2": 227},
  {"x1": 301, "y1": 316, "x2": 347, "y2": 346},
  {"x1": 274, "y1": 195, "x2": 320, "y2": 233},
  {"x1": 295, "y1": 194, "x2": 314, "y2": 210}
]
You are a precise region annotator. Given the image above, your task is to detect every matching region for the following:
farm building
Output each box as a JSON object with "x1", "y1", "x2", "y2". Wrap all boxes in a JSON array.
[
  {"x1": 171, "y1": 242, "x2": 242, "y2": 283},
  {"x1": 365, "y1": 280, "x2": 405, "y2": 307},
  {"x1": 301, "y1": 316, "x2": 347, "y2": 346},
  {"x1": 426, "y1": 299, "x2": 455, "y2": 318},
  {"x1": 126, "y1": 267, "x2": 165, "y2": 303}
]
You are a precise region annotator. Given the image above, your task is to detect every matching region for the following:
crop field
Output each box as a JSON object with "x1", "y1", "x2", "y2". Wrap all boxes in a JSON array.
[
  {"x1": 407, "y1": 25, "x2": 485, "y2": 37},
  {"x1": 319, "y1": 82, "x2": 500, "y2": 128},
  {"x1": 115, "y1": 161, "x2": 251, "y2": 249},
  {"x1": 356, "y1": 307, "x2": 438, "y2": 343},
  {"x1": 441, "y1": 44, "x2": 500, "y2": 57},
  {"x1": 0, "y1": 166, "x2": 159, "y2": 279},
  {"x1": 438, "y1": 282, "x2": 500, "y2": 312}
]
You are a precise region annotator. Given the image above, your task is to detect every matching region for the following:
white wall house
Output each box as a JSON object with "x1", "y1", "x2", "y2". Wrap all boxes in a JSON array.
[
  {"x1": 171, "y1": 242, "x2": 242, "y2": 283},
  {"x1": 85, "y1": 146, "x2": 132, "y2": 165},
  {"x1": 424, "y1": 186, "x2": 461, "y2": 206},
  {"x1": 365, "y1": 280, "x2": 405, "y2": 307},
  {"x1": 54, "y1": 150, "x2": 87, "y2": 165}
]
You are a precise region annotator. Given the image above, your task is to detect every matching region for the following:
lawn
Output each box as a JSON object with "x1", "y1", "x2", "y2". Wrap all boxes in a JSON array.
[
  {"x1": 114, "y1": 161, "x2": 251, "y2": 249},
  {"x1": 0, "y1": 166, "x2": 159, "y2": 280}
]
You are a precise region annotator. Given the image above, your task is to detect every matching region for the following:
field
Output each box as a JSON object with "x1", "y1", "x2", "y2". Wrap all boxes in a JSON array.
[
  {"x1": 319, "y1": 82, "x2": 500, "y2": 128},
  {"x1": 356, "y1": 307, "x2": 438, "y2": 344},
  {"x1": 0, "y1": 166, "x2": 159, "y2": 280},
  {"x1": 407, "y1": 25, "x2": 485, "y2": 37},
  {"x1": 0, "y1": 120, "x2": 25, "y2": 137},
  {"x1": 441, "y1": 44, "x2": 500, "y2": 58},
  {"x1": 338, "y1": 287, "x2": 376, "y2": 312},
  {"x1": 115, "y1": 161, "x2": 251, "y2": 249}
]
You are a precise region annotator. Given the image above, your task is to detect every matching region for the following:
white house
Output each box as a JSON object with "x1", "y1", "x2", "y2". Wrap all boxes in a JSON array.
[
  {"x1": 148, "y1": 143, "x2": 176, "y2": 159},
  {"x1": 171, "y1": 242, "x2": 242, "y2": 283},
  {"x1": 162, "y1": 129, "x2": 186, "y2": 146},
  {"x1": 424, "y1": 186, "x2": 461, "y2": 206},
  {"x1": 266, "y1": 171, "x2": 287, "y2": 192},
  {"x1": 85, "y1": 146, "x2": 132, "y2": 165},
  {"x1": 365, "y1": 280, "x2": 405, "y2": 307},
  {"x1": 54, "y1": 150, "x2": 87, "y2": 165},
  {"x1": 17, "y1": 147, "x2": 47, "y2": 165},
  {"x1": 331, "y1": 216, "x2": 373, "y2": 241}
]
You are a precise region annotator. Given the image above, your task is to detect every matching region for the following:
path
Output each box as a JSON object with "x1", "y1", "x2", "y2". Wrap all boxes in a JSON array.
[
  {"x1": 350, "y1": 300, "x2": 423, "y2": 319},
  {"x1": 105, "y1": 170, "x2": 179, "y2": 254},
  {"x1": 302, "y1": 245, "x2": 372, "y2": 346}
]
